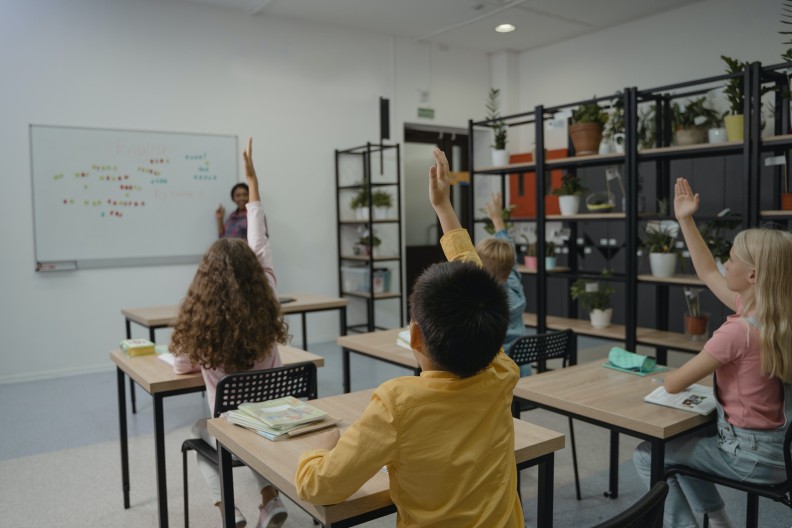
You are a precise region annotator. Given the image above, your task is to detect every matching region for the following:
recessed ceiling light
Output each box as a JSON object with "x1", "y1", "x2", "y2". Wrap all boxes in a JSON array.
[{"x1": 495, "y1": 23, "x2": 516, "y2": 33}]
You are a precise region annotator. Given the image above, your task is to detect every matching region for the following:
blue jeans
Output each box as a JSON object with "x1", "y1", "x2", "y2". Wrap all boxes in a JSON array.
[{"x1": 633, "y1": 397, "x2": 789, "y2": 528}]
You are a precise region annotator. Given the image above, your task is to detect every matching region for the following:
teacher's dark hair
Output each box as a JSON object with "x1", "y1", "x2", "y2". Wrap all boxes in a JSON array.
[{"x1": 230, "y1": 182, "x2": 249, "y2": 199}]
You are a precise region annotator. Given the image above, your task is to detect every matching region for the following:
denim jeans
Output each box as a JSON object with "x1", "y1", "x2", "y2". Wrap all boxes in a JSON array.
[{"x1": 633, "y1": 382, "x2": 791, "y2": 528}]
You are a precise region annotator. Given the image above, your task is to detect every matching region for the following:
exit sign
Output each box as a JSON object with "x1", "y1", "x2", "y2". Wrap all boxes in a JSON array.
[{"x1": 417, "y1": 107, "x2": 435, "y2": 119}]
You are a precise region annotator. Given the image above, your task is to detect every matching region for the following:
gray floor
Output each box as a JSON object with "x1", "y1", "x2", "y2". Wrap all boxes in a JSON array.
[{"x1": 1, "y1": 338, "x2": 790, "y2": 527}]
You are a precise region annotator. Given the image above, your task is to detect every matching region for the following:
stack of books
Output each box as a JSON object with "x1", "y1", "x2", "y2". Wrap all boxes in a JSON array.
[
  {"x1": 226, "y1": 396, "x2": 338, "y2": 441},
  {"x1": 120, "y1": 338, "x2": 156, "y2": 357}
]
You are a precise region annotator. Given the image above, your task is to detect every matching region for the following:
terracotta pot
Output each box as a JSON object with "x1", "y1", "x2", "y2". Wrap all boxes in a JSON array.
[
  {"x1": 569, "y1": 122, "x2": 603, "y2": 156},
  {"x1": 781, "y1": 193, "x2": 792, "y2": 211},
  {"x1": 684, "y1": 313, "x2": 709, "y2": 342}
]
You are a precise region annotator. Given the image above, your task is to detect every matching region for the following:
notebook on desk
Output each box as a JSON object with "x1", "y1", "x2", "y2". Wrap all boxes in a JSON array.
[{"x1": 278, "y1": 297, "x2": 296, "y2": 304}]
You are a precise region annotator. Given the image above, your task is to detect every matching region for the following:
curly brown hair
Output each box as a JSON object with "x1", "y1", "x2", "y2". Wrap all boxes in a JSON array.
[{"x1": 171, "y1": 238, "x2": 289, "y2": 373}]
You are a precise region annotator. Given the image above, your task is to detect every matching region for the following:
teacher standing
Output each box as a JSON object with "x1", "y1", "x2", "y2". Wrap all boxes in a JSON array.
[{"x1": 215, "y1": 182, "x2": 249, "y2": 239}]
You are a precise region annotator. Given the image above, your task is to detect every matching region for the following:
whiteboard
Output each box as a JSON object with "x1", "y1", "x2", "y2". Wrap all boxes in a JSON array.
[{"x1": 30, "y1": 125, "x2": 238, "y2": 270}]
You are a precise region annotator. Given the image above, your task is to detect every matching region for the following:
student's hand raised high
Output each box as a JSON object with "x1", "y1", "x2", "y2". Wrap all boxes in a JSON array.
[
  {"x1": 429, "y1": 148, "x2": 462, "y2": 233},
  {"x1": 674, "y1": 177, "x2": 699, "y2": 221},
  {"x1": 484, "y1": 192, "x2": 506, "y2": 232},
  {"x1": 242, "y1": 137, "x2": 261, "y2": 202}
]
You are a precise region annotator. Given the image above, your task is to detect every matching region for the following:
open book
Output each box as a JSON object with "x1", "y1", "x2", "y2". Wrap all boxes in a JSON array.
[{"x1": 644, "y1": 383, "x2": 716, "y2": 415}]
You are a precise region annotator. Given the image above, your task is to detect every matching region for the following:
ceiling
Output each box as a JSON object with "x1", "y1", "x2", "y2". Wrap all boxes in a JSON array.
[{"x1": 176, "y1": 0, "x2": 703, "y2": 53}]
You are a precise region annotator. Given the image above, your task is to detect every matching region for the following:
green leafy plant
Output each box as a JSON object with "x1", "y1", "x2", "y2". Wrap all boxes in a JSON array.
[
  {"x1": 641, "y1": 223, "x2": 678, "y2": 254},
  {"x1": 699, "y1": 209, "x2": 741, "y2": 262},
  {"x1": 350, "y1": 189, "x2": 369, "y2": 209},
  {"x1": 637, "y1": 106, "x2": 657, "y2": 150},
  {"x1": 570, "y1": 276, "x2": 615, "y2": 312},
  {"x1": 671, "y1": 97, "x2": 721, "y2": 130},
  {"x1": 358, "y1": 234, "x2": 381, "y2": 248},
  {"x1": 480, "y1": 204, "x2": 515, "y2": 234},
  {"x1": 571, "y1": 102, "x2": 609, "y2": 126},
  {"x1": 552, "y1": 172, "x2": 588, "y2": 196},
  {"x1": 605, "y1": 94, "x2": 625, "y2": 138},
  {"x1": 486, "y1": 87, "x2": 508, "y2": 150},
  {"x1": 722, "y1": 55, "x2": 748, "y2": 116},
  {"x1": 545, "y1": 240, "x2": 557, "y2": 258},
  {"x1": 371, "y1": 190, "x2": 392, "y2": 208}
]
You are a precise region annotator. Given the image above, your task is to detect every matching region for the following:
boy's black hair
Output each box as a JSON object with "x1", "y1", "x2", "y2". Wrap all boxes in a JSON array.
[
  {"x1": 230, "y1": 182, "x2": 249, "y2": 199},
  {"x1": 409, "y1": 260, "x2": 508, "y2": 378}
]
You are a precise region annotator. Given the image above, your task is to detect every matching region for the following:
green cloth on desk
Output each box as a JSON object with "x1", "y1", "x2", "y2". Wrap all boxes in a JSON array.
[{"x1": 603, "y1": 347, "x2": 669, "y2": 376}]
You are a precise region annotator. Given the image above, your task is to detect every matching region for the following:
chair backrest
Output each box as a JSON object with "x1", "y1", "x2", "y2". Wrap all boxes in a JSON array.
[
  {"x1": 507, "y1": 329, "x2": 575, "y2": 372},
  {"x1": 590, "y1": 481, "x2": 669, "y2": 528},
  {"x1": 212, "y1": 361, "x2": 318, "y2": 417}
]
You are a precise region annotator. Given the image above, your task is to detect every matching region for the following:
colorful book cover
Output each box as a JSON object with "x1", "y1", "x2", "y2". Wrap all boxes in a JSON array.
[
  {"x1": 120, "y1": 338, "x2": 156, "y2": 357},
  {"x1": 237, "y1": 396, "x2": 328, "y2": 430}
]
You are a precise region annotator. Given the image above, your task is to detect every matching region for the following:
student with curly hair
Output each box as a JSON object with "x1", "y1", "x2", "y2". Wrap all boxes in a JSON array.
[{"x1": 172, "y1": 138, "x2": 290, "y2": 528}]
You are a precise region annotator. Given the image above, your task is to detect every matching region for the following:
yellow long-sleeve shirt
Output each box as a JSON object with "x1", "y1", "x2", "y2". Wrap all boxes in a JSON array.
[{"x1": 295, "y1": 228, "x2": 522, "y2": 527}]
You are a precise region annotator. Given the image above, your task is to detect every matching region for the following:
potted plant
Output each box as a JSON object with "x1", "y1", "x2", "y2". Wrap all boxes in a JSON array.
[
  {"x1": 350, "y1": 189, "x2": 370, "y2": 221},
  {"x1": 486, "y1": 87, "x2": 508, "y2": 166},
  {"x1": 520, "y1": 234, "x2": 538, "y2": 271},
  {"x1": 670, "y1": 97, "x2": 719, "y2": 146},
  {"x1": 357, "y1": 232, "x2": 381, "y2": 258},
  {"x1": 570, "y1": 275, "x2": 616, "y2": 329},
  {"x1": 552, "y1": 172, "x2": 588, "y2": 215},
  {"x1": 637, "y1": 106, "x2": 657, "y2": 151},
  {"x1": 641, "y1": 221, "x2": 680, "y2": 278},
  {"x1": 683, "y1": 288, "x2": 709, "y2": 342},
  {"x1": 569, "y1": 102, "x2": 609, "y2": 156},
  {"x1": 371, "y1": 190, "x2": 392, "y2": 220},
  {"x1": 545, "y1": 240, "x2": 557, "y2": 270},
  {"x1": 699, "y1": 209, "x2": 741, "y2": 274},
  {"x1": 721, "y1": 55, "x2": 748, "y2": 141},
  {"x1": 604, "y1": 94, "x2": 626, "y2": 153}
]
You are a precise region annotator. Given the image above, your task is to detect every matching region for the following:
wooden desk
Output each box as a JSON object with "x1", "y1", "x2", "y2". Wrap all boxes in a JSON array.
[
  {"x1": 208, "y1": 389, "x2": 565, "y2": 528},
  {"x1": 513, "y1": 360, "x2": 713, "y2": 498},
  {"x1": 122, "y1": 293, "x2": 347, "y2": 412},
  {"x1": 111, "y1": 346, "x2": 324, "y2": 528},
  {"x1": 336, "y1": 329, "x2": 419, "y2": 393}
]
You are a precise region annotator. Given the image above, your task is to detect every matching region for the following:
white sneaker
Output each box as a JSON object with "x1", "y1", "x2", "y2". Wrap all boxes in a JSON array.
[
  {"x1": 216, "y1": 505, "x2": 246, "y2": 528},
  {"x1": 256, "y1": 496, "x2": 287, "y2": 528}
]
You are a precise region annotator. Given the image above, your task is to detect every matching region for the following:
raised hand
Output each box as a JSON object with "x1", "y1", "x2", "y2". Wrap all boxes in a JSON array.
[
  {"x1": 429, "y1": 148, "x2": 452, "y2": 208},
  {"x1": 215, "y1": 204, "x2": 225, "y2": 220},
  {"x1": 242, "y1": 138, "x2": 260, "y2": 202},
  {"x1": 483, "y1": 192, "x2": 506, "y2": 232},
  {"x1": 674, "y1": 177, "x2": 699, "y2": 221}
]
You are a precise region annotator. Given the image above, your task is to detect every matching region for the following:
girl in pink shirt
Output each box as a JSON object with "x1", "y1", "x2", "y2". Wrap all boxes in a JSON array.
[
  {"x1": 172, "y1": 139, "x2": 290, "y2": 528},
  {"x1": 634, "y1": 177, "x2": 792, "y2": 528}
]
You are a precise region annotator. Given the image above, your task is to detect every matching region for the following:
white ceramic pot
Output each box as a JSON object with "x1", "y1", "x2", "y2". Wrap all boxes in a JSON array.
[
  {"x1": 649, "y1": 253, "x2": 677, "y2": 278},
  {"x1": 590, "y1": 308, "x2": 613, "y2": 329},
  {"x1": 373, "y1": 206, "x2": 389, "y2": 220},
  {"x1": 558, "y1": 195, "x2": 580, "y2": 216},
  {"x1": 708, "y1": 128, "x2": 727, "y2": 144},
  {"x1": 355, "y1": 208, "x2": 369, "y2": 221},
  {"x1": 598, "y1": 141, "x2": 613, "y2": 155},
  {"x1": 491, "y1": 149, "x2": 509, "y2": 167},
  {"x1": 545, "y1": 256, "x2": 557, "y2": 270}
]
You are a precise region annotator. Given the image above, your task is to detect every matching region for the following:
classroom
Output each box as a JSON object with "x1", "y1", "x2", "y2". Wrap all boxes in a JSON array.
[{"x1": 2, "y1": 0, "x2": 791, "y2": 527}]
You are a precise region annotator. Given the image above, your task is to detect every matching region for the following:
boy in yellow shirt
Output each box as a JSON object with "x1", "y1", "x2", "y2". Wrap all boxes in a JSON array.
[{"x1": 295, "y1": 148, "x2": 523, "y2": 527}]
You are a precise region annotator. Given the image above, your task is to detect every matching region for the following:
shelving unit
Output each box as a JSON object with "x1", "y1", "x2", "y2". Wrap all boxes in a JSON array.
[
  {"x1": 335, "y1": 143, "x2": 404, "y2": 333},
  {"x1": 469, "y1": 60, "x2": 792, "y2": 364}
]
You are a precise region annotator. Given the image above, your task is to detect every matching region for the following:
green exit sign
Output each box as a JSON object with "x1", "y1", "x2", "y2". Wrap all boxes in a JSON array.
[{"x1": 417, "y1": 107, "x2": 435, "y2": 119}]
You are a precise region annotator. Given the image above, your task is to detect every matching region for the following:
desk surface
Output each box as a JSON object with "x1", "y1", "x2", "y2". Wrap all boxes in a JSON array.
[
  {"x1": 121, "y1": 293, "x2": 349, "y2": 327},
  {"x1": 513, "y1": 360, "x2": 713, "y2": 439},
  {"x1": 208, "y1": 389, "x2": 564, "y2": 526},
  {"x1": 336, "y1": 329, "x2": 419, "y2": 370},
  {"x1": 110, "y1": 345, "x2": 324, "y2": 395}
]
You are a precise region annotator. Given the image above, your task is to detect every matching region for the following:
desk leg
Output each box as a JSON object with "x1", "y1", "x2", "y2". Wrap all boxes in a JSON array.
[
  {"x1": 116, "y1": 367, "x2": 131, "y2": 509},
  {"x1": 605, "y1": 430, "x2": 619, "y2": 498},
  {"x1": 301, "y1": 313, "x2": 308, "y2": 351},
  {"x1": 649, "y1": 439, "x2": 665, "y2": 485},
  {"x1": 153, "y1": 394, "x2": 169, "y2": 528},
  {"x1": 537, "y1": 453, "x2": 554, "y2": 528},
  {"x1": 342, "y1": 348, "x2": 351, "y2": 394},
  {"x1": 218, "y1": 444, "x2": 236, "y2": 528},
  {"x1": 125, "y1": 319, "x2": 138, "y2": 415},
  {"x1": 340, "y1": 306, "x2": 347, "y2": 336}
]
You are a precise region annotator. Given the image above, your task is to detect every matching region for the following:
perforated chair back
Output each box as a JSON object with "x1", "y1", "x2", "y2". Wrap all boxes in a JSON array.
[
  {"x1": 213, "y1": 361, "x2": 318, "y2": 417},
  {"x1": 590, "y1": 481, "x2": 668, "y2": 528},
  {"x1": 182, "y1": 361, "x2": 318, "y2": 528},
  {"x1": 507, "y1": 329, "x2": 575, "y2": 372}
]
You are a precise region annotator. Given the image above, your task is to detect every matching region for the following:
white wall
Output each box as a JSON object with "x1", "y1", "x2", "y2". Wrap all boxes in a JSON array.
[
  {"x1": 516, "y1": 0, "x2": 782, "y2": 151},
  {"x1": 0, "y1": 0, "x2": 490, "y2": 382}
]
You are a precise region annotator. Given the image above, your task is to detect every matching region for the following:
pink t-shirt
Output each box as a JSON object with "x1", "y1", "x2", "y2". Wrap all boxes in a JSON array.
[{"x1": 704, "y1": 297, "x2": 784, "y2": 429}]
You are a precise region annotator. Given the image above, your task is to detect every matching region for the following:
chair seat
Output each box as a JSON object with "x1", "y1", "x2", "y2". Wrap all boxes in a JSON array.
[{"x1": 665, "y1": 465, "x2": 792, "y2": 503}]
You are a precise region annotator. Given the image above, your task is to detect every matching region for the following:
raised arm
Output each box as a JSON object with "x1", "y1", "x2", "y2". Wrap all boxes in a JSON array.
[
  {"x1": 484, "y1": 192, "x2": 507, "y2": 233},
  {"x1": 243, "y1": 138, "x2": 276, "y2": 288},
  {"x1": 429, "y1": 148, "x2": 462, "y2": 233},
  {"x1": 674, "y1": 177, "x2": 736, "y2": 311}
]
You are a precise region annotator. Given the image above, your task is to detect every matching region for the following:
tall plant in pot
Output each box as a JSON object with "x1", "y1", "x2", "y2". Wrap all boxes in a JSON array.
[
  {"x1": 569, "y1": 102, "x2": 608, "y2": 156},
  {"x1": 552, "y1": 172, "x2": 588, "y2": 215},
  {"x1": 486, "y1": 87, "x2": 508, "y2": 166},
  {"x1": 670, "y1": 97, "x2": 719, "y2": 146},
  {"x1": 721, "y1": 55, "x2": 748, "y2": 141},
  {"x1": 371, "y1": 190, "x2": 393, "y2": 220},
  {"x1": 641, "y1": 221, "x2": 680, "y2": 278},
  {"x1": 570, "y1": 275, "x2": 615, "y2": 329}
]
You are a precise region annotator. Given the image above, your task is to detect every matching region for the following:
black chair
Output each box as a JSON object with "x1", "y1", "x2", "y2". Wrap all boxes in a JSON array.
[
  {"x1": 181, "y1": 361, "x2": 318, "y2": 528},
  {"x1": 507, "y1": 329, "x2": 582, "y2": 500},
  {"x1": 590, "y1": 481, "x2": 669, "y2": 528},
  {"x1": 664, "y1": 421, "x2": 792, "y2": 528}
]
